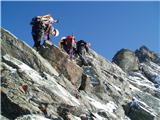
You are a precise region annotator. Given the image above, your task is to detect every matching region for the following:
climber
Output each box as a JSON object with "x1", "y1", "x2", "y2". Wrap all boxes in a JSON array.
[
  {"x1": 58, "y1": 36, "x2": 68, "y2": 52},
  {"x1": 61, "y1": 35, "x2": 76, "y2": 59},
  {"x1": 76, "y1": 40, "x2": 90, "y2": 66},
  {"x1": 30, "y1": 14, "x2": 59, "y2": 50},
  {"x1": 30, "y1": 16, "x2": 44, "y2": 51},
  {"x1": 41, "y1": 14, "x2": 59, "y2": 41}
]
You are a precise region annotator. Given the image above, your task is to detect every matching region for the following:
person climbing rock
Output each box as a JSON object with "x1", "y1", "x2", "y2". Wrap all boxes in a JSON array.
[
  {"x1": 30, "y1": 16, "x2": 44, "y2": 51},
  {"x1": 66, "y1": 35, "x2": 77, "y2": 59},
  {"x1": 76, "y1": 40, "x2": 90, "y2": 66},
  {"x1": 60, "y1": 35, "x2": 77, "y2": 59},
  {"x1": 41, "y1": 14, "x2": 59, "y2": 41},
  {"x1": 30, "y1": 14, "x2": 59, "y2": 51},
  {"x1": 58, "y1": 36, "x2": 68, "y2": 52}
]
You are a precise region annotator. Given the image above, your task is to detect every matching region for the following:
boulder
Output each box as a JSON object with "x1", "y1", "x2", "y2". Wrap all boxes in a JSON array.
[
  {"x1": 112, "y1": 49, "x2": 139, "y2": 72},
  {"x1": 39, "y1": 46, "x2": 83, "y2": 88}
]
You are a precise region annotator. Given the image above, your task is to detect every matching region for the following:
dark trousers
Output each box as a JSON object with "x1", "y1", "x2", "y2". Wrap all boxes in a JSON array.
[{"x1": 32, "y1": 31, "x2": 43, "y2": 51}]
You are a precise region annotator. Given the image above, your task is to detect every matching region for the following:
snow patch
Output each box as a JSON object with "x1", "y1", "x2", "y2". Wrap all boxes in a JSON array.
[
  {"x1": 92, "y1": 113, "x2": 106, "y2": 120},
  {"x1": 129, "y1": 79, "x2": 156, "y2": 91},
  {"x1": 148, "y1": 61, "x2": 160, "y2": 73},
  {"x1": 2, "y1": 62, "x2": 17, "y2": 74},
  {"x1": 15, "y1": 114, "x2": 51, "y2": 120},
  {"x1": 112, "y1": 85, "x2": 121, "y2": 92},
  {"x1": 55, "y1": 80, "x2": 80, "y2": 105},
  {"x1": 86, "y1": 96, "x2": 117, "y2": 118},
  {"x1": 128, "y1": 72, "x2": 156, "y2": 90}
]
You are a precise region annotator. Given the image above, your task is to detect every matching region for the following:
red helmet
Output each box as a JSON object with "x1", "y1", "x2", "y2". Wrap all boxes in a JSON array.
[{"x1": 67, "y1": 35, "x2": 73, "y2": 40}]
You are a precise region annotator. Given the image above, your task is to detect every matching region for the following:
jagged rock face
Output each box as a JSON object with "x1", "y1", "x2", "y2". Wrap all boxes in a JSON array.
[
  {"x1": 135, "y1": 46, "x2": 160, "y2": 65},
  {"x1": 112, "y1": 49, "x2": 139, "y2": 72},
  {"x1": 1, "y1": 28, "x2": 160, "y2": 120},
  {"x1": 39, "y1": 46, "x2": 83, "y2": 88},
  {"x1": 1, "y1": 28, "x2": 59, "y2": 76},
  {"x1": 140, "y1": 61, "x2": 160, "y2": 87}
]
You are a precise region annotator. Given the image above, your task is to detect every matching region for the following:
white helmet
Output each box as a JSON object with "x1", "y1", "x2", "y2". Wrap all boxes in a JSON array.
[
  {"x1": 61, "y1": 36, "x2": 66, "y2": 40},
  {"x1": 49, "y1": 17, "x2": 54, "y2": 23},
  {"x1": 53, "y1": 29, "x2": 59, "y2": 37}
]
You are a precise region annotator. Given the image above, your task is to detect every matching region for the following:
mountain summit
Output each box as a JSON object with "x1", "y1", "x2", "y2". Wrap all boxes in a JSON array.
[{"x1": 1, "y1": 28, "x2": 160, "y2": 120}]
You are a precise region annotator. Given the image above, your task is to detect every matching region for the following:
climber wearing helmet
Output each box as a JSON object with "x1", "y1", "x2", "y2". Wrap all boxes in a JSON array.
[
  {"x1": 41, "y1": 14, "x2": 59, "y2": 41},
  {"x1": 76, "y1": 40, "x2": 90, "y2": 66},
  {"x1": 62, "y1": 35, "x2": 76, "y2": 59},
  {"x1": 30, "y1": 16, "x2": 44, "y2": 51},
  {"x1": 58, "y1": 37, "x2": 68, "y2": 52},
  {"x1": 30, "y1": 14, "x2": 59, "y2": 51}
]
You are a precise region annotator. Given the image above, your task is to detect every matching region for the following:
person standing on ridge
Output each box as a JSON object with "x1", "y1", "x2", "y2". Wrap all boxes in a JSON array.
[
  {"x1": 30, "y1": 16, "x2": 44, "y2": 51},
  {"x1": 30, "y1": 14, "x2": 59, "y2": 51},
  {"x1": 40, "y1": 14, "x2": 59, "y2": 41}
]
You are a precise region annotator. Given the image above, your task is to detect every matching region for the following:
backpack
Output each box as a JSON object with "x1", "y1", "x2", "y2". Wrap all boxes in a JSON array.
[
  {"x1": 39, "y1": 15, "x2": 59, "y2": 25},
  {"x1": 30, "y1": 16, "x2": 39, "y2": 25},
  {"x1": 30, "y1": 16, "x2": 45, "y2": 33}
]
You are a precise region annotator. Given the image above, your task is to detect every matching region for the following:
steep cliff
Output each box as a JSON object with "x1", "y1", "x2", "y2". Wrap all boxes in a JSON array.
[{"x1": 1, "y1": 28, "x2": 160, "y2": 120}]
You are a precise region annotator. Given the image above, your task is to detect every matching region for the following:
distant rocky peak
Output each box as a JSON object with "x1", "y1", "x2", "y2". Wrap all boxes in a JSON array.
[
  {"x1": 139, "y1": 45, "x2": 150, "y2": 51},
  {"x1": 135, "y1": 45, "x2": 160, "y2": 65}
]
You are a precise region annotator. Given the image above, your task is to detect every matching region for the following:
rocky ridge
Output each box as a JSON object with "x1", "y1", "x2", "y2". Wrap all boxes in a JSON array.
[{"x1": 1, "y1": 28, "x2": 160, "y2": 120}]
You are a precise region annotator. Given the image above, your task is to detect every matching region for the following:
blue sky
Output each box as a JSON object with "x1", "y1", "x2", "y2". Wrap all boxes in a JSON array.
[{"x1": 1, "y1": 1, "x2": 160, "y2": 60}]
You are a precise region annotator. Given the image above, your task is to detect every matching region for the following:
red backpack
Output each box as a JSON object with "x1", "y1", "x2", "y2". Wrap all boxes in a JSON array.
[{"x1": 66, "y1": 36, "x2": 76, "y2": 49}]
